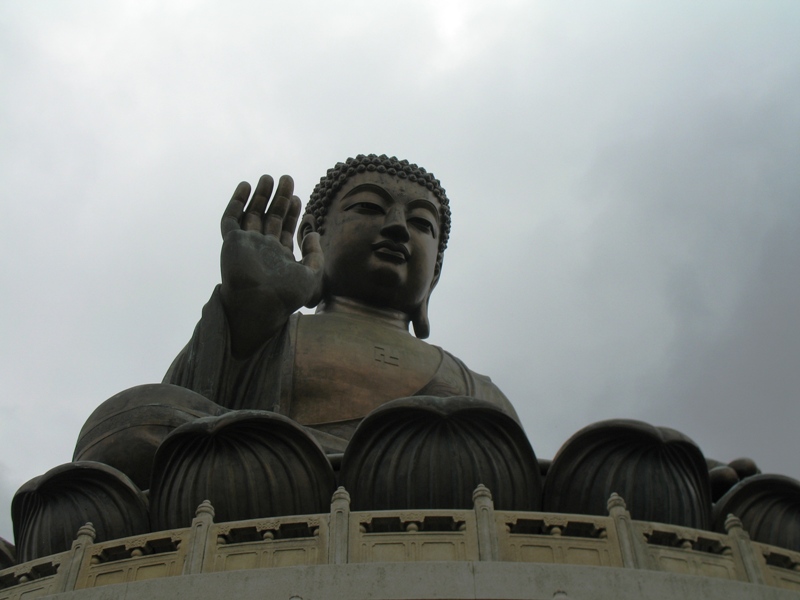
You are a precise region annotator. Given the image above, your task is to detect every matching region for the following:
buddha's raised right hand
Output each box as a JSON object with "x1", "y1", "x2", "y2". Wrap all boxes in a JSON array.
[{"x1": 220, "y1": 174, "x2": 324, "y2": 357}]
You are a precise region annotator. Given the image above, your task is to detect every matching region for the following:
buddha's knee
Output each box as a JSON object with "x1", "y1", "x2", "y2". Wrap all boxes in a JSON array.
[{"x1": 73, "y1": 383, "x2": 226, "y2": 490}]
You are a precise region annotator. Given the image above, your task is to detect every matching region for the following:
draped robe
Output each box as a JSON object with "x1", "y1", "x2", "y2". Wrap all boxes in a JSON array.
[{"x1": 164, "y1": 287, "x2": 518, "y2": 452}]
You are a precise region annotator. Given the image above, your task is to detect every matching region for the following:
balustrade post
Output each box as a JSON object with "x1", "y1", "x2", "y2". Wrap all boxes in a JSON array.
[
  {"x1": 473, "y1": 484, "x2": 498, "y2": 561},
  {"x1": 329, "y1": 487, "x2": 350, "y2": 564},
  {"x1": 607, "y1": 493, "x2": 649, "y2": 569},
  {"x1": 724, "y1": 513, "x2": 766, "y2": 584},
  {"x1": 54, "y1": 522, "x2": 96, "y2": 593},
  {"x1": 182, "y1": 500, "x2": 215, "y2": 575}
]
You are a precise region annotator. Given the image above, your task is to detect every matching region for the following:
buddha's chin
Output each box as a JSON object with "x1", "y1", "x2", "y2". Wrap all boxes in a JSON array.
[
  {"x1": 326, "y1": 260, "x2": 428, "y2": 311},
  {"x1": 364, "y1": 256, "x2": 406, "y2": 286}
]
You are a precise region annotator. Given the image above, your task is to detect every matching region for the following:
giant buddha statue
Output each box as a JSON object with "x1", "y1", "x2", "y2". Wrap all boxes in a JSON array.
[
  {"x1": 10, "y1": 154, "x2": 799, "y2": 569},
  {"x1": 12, "y1": 155, "x2": 540, "y2": 561},
  {"x1": 163, "y1": 154, "x2": 519, "y2": 452}
]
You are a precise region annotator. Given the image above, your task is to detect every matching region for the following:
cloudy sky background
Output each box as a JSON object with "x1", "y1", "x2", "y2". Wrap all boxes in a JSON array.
[{"x1": 1, "y1": 1, "x2": 799, "y2": 542}]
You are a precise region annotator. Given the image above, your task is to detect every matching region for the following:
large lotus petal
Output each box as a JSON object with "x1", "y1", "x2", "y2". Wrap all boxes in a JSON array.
[
  {"x1": 340, "y1": 396, "x2": 542, "y2": 511},
  {"x1": 149, "y1": 410, "x2": 335, "y2": 530},
  {"x1": 12, "y1": 461, "x2": 149, "y2": 562},
  {"x1": 713, "y1": 474, "x2": 800, "y2": 552},
  {"x1": 543, "y1": 419, "x2": 712, "y2": 529}
]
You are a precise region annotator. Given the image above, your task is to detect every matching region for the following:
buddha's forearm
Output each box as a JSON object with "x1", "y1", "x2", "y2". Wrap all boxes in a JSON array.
[{"x1": 220, "y1": 283, "x2": 296, "y2": 358}]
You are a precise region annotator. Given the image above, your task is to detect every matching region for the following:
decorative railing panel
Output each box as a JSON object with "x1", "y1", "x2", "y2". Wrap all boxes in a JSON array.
[
  {"x1": 76, "y1": 532, "x2": 187, "y2": 589},
  {"x1": 753, "y1": 542, "x2": 800, "y2": 591},
  {"x1": 206, "y1": 515, "x2": 328, "y2": 571},
  {"x1": 636, "y1": 521, "x2": 742, "y2": 580},
  {"x1": 350, "y1": 510, "x2": 477, "y2": 563},
  {"x1": 0, "y1": 550, "x2": 64, "y2": 600},
  {"x1": 496, "y1": 512, "x2": 621, "y2": 567}
]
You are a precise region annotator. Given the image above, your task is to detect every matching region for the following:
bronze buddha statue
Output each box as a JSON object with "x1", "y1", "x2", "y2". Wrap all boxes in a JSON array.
[
  {"x1": 164, "y1": 154, "x2": 518, "y2": 452},
  {"x1": 16, "y1": 155, "x2": 779, "y2": 564}
]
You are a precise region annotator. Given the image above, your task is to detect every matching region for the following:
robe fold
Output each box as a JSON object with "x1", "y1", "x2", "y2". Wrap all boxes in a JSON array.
[{"x1": 164, "y1": 286, "x2": 518, "y2": 451}]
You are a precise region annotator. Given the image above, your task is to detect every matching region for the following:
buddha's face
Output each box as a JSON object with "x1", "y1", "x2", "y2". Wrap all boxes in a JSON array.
[{"x1": 311, "y1": 171, "x2": 442, "y2": 316}]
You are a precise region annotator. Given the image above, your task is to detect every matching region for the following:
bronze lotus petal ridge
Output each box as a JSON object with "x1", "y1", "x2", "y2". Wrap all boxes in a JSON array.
[
  {"x1": 12, "y1": 461, "x2": 149, "y2": 563},
  {"x1": 713, "y1": 473, "x2": 800, "y2": 553},
  {"x1": 340, "y1": 395, "x2": 542, "y2": 511},
  {"x1": 149, "y1": 410, "x2": 336, "y2": 531},
  {"x1": 542, "y1": 419, "x2": 712, "y2": 529}
]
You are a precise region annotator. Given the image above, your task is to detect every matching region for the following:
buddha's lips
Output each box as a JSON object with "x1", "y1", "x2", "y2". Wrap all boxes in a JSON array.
[{"x1": 372, "y1": 240, "x2": 410, "y2": 262}]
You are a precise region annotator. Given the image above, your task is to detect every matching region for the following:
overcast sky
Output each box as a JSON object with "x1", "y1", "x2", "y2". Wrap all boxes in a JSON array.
[{"x1": 1, "y1": 1, "x2": 799, "y2": 543}]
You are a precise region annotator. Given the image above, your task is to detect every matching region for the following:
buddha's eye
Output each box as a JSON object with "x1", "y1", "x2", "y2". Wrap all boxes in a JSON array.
[
  {"x1": 347, "y1": 201, "x2": 384, "y2": 214},
  {"x1": 409, "y1": 217, "x2": 436, "y2": 236}
]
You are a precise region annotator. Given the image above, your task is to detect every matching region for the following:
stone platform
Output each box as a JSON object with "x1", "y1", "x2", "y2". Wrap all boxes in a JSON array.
[{"x1": 2, "y1": 487, "x2": 799, "y2": 599}]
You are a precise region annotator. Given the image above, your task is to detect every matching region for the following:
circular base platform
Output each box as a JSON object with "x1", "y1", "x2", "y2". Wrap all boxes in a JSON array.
[{"x1": 43, "y1": 561, "x2": 800, "y2": 600}]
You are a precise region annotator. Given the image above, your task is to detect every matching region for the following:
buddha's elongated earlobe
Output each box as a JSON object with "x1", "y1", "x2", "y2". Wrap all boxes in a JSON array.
[
  {"x1": 411, "y1": 296, "x2": 430, "y2": 339},
  {"x1": 411, "y1": 265, "x2": 440, "y2": 339}
]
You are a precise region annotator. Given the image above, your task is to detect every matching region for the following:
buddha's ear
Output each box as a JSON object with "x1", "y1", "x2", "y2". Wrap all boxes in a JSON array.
[
  {"x1": 411, "y1": 298, "x2": 430, "y2": 339},
  {"x1": 297, "y1": 214, "x2": 317, "y2": 248},
  {"x1": 411, "y1": 266, "x2": 441, "y2": 339}
]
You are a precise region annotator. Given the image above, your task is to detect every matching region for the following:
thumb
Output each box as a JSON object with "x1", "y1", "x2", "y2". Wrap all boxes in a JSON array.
[
  {"x1": 300, "y1": 232, "x2": 324, "y2": 308},
  {"x1": 300, "y1": 232, "x2": 324, "y2": 273}
]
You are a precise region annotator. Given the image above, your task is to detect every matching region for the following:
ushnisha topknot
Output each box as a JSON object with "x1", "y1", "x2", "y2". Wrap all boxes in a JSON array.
[{"x1": 305, "y1": 154, "x2": 451, "y2": 273}]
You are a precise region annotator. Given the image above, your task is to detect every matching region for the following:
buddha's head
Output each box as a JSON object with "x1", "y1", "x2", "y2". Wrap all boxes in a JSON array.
[{"x1": 299, "y1": 154, "x2": 451, "y2": 339}]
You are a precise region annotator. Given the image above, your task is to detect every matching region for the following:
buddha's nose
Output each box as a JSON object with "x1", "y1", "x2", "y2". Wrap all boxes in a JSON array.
[{"x1": 380, "y1": 207, "x2": 410, "y2": 242}]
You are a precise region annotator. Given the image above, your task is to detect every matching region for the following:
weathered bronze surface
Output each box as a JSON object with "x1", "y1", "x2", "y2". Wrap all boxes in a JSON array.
[
  {"x1": 8, "y1": 154, "x2": 800, "y2": 564},
  {"x1": 164, "y1": 155, "x2": 517, "y2": 453},
  {"x1": 73, "y1": 384, "x2": 227, "y2": 490},
  {"x1": 12, "y1": 462, "x2": 149, "y2": 563},
  {"x1": 340, "y1": 396, "x2": 542, "y2": 511},
  {"x1": 149, "y1": 410, "x2": 335, "y2": 530},
  {"x1": 9, "y1": 154, "x2": 528, "y2": 561},
  {"x1": 713, "y1": 474, "x2": 800, "y2": 552},
  {"x1": 542, "y1": 419, "x2": 712, "y2": 529}
]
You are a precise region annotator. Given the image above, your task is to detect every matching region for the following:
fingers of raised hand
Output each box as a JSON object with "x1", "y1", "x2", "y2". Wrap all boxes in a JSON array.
[
  {"x1": 263, "y1": 194, "x2": 291, "y2": 238},
  {"x1": 242, "y1": 174, "x2": 274, "y2": 231},
  {"x1": 273, "y1": 174, "x2": 294, "y2": 202},
  {"x1": 278, "y1": 196, "x2": 302, "y2": 251},
  {"x1": 253, "y1": 173, "x2": 276, "y2": 199},
  {"x1": 222, "y1": 174, "x2": 301, "y2": 245},
  {"x1": 263, "y1": 174, "x2": 295, "y2": 233},
  {"x1": 221, "y1": 181, "x2": 252, "y2": 237}
]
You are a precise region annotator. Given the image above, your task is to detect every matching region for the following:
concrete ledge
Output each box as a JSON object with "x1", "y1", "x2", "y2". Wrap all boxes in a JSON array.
[{"x1": 45, "y1": 561, "x2": 800, "y2": 600}]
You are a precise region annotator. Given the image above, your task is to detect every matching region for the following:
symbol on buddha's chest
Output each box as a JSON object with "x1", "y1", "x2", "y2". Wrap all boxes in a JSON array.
[
  {"x1": 373, "y1": 345, "x2": 400, "y2": 367},
  {"x1": 289, "y1": 316, "x2": 442, "y2": 425}
]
